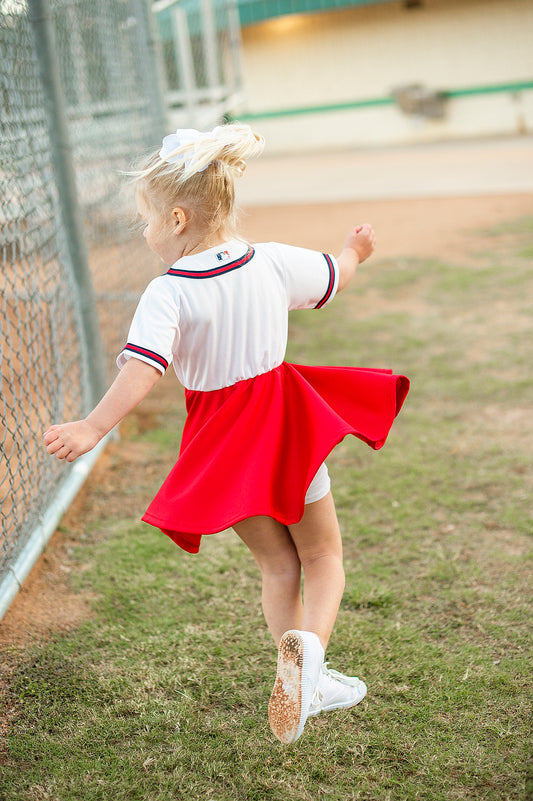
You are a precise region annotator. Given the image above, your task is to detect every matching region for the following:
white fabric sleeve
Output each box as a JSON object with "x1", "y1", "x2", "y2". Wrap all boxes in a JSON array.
[
  {"x1": 277, "y1": 243, "x2": 339, "y2": 310},
  {"x1": 116, "y1": 278, "x2": 179, "y2": 374}
]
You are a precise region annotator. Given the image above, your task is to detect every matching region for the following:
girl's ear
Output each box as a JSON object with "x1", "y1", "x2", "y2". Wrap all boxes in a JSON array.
[{"x1": 172, "y1": 207, "x2": 187, "y2": 231}]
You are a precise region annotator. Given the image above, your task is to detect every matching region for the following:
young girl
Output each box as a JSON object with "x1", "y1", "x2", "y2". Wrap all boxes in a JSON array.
[{"x1": 44, "y1": 123, "x2": 409, "y2": 745}]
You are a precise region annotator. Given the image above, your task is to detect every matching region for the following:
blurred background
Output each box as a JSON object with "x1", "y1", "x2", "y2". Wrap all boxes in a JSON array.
[{"x1": 156, "y1": 0, "x2": 533, "y2": 152}]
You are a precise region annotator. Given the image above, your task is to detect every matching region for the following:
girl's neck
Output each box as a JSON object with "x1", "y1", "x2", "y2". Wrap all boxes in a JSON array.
[{"x1": 182, "y1": 227, "x2": 237, "y2": 258}]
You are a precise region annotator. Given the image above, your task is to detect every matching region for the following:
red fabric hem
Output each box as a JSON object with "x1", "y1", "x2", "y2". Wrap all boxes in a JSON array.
[
  {"x1": 142, "y1": 362, "x2": 409, "y2": 553},
  {"x1": 141, "y1": 427, "x2": 352, "y2": 552}
]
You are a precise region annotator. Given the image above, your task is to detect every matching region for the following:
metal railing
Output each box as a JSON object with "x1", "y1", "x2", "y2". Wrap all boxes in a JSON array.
[{"x1": 154, "y1": 0, "x2": 245, "y2": 130}]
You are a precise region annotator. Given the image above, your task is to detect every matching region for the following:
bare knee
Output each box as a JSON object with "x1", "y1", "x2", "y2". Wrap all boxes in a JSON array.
[
  {"x1": 300, "y1": 549, "x2": 345, "y2": 583},
  {"x1": 234, "y1": 516, "x2": 302, "y2": 579},
  {"x1": 289, "y1": 493, "x2": 344, "y2": 572},
  {"x1": 257, "y1": 547, "x2": 302, "y2": 582}
]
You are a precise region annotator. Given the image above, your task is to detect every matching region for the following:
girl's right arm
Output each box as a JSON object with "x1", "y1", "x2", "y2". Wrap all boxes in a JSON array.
[
  {"x1": 336, "y1": 223, "x2": 376, "y2": 292},
  {"x1": 43, "y1": 357, "x2": 161, "y2": 463}
]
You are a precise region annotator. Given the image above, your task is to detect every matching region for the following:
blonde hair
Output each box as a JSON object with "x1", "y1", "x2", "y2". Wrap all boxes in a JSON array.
[{"x1": 133, "y1": 123, "x2": 264, "y2": 239}]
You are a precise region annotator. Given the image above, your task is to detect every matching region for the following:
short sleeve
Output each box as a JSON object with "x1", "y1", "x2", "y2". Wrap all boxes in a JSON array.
[
  {"x1": 116, "y1": 278, "x2": 179, "y2": 374},
  {"x1": 277, "y1": 243, "x2": 339, "y2": 311}
]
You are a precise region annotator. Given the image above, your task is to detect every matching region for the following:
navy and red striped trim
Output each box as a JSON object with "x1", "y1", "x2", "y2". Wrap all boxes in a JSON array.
[
  {"x1": 166, "y1": 246, "x2": 255, "y2": 279},
  {"x1": 314, "y1": 253, "x2": 336, "y2": 309},
  {"x1": 124, "y1": 343, "x2": 169, "y2": 371}
]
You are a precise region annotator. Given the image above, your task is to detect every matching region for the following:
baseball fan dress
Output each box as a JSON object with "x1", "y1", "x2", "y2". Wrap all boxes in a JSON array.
[{"x1": 117, "y1": 240, "x2": 410, "y2": 553}]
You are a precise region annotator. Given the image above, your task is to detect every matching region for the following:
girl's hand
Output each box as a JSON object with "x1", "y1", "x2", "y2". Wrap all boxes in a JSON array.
[
  {"x1": 43, "y1": 420, "x2": 101, "y2": 463},
  {"x1": 343, "y1": 224, "x2": 376, "y2": 264},
  {"x1": 43, "y1": 358, "x2": 161, "y2": 463},
  {"x1": 336, "y1": 223, "x2": 376, "y2": 292}
]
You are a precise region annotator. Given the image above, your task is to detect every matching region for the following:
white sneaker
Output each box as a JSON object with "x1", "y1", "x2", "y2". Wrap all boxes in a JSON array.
[
  {"x1": 268, "y1": 630, "x2": 324, "y2": 744},
  {"x1": 308, "y1": 663, "x2": 367, "y2": 717}
]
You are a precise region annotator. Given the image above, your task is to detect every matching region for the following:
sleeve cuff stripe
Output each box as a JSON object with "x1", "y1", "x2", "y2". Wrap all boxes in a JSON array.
[
  {"x1": 315, "y1": 254, "x2": 337, "y2": 309},
  {"x1": 124, "y1": 343, "x2": 169, "y2": 371}
]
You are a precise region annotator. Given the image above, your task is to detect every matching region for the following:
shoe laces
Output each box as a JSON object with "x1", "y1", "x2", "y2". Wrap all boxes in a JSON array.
[
  {"x1": 310, "y1": 685, "x2": 323, "y2": 712},
  {"x1": 320, "y1": 662, "x2": 363, "y2": 687},
  {"x1": 310, "y1": 662, "x2": 360, "y2": 711}
]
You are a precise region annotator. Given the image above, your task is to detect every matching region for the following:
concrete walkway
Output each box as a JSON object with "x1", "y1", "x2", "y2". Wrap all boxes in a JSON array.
[{"x1": 237, "y1": 135, "x2": 533, "y2": 206}]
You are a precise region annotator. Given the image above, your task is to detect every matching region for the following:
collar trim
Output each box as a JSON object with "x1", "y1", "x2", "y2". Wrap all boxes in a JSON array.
[{"x1": 167, "y1": 246, "x2": 254, "y2": 279}]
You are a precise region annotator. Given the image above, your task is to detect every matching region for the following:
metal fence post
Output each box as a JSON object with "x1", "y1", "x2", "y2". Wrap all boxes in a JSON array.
[{"x1": 27, "y1": 0, "x2": 107, "y2": 408}]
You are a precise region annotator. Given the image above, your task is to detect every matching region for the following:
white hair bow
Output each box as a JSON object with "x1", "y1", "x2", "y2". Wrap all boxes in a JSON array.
[{"x1": 159, "y1": 127, "x2": 223, "y2": 171}]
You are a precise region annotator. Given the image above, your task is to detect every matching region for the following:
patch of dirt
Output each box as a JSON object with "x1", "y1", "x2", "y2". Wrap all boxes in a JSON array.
[
  {"x1": 241, "y1": 193, "x2": 533, "y2": 262},
  {"x1": 1, "y1": 192, "x2": 531, "y2": 652}
]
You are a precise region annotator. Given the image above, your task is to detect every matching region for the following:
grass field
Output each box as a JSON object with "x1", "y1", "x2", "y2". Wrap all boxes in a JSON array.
[{"x1": 1, "y1": 215, "x2": 532, "y2": 800}]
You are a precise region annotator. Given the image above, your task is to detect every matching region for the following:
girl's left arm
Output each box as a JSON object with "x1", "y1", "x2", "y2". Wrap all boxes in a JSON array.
[
  {"x1": 336, "y1": 224, "x2": 376, "y2": 292},
  {"x1": 43, "y1": 357, "x2": 161, "y2": 462}
]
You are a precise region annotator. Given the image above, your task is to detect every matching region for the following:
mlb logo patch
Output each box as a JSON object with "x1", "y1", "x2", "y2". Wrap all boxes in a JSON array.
[{"x1": 216, "y1": 250, "x2": 230, "y2": 261}]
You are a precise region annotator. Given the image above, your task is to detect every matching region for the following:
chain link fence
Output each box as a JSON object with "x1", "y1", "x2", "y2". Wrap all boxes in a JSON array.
[{"x1": 0, "y1": 0, "x2": 169, "y2": 617}]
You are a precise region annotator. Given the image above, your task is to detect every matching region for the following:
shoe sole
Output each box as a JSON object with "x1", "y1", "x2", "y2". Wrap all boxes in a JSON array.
[{"x1": 269, "y1": 631, "x2": 311, "y2": 744}]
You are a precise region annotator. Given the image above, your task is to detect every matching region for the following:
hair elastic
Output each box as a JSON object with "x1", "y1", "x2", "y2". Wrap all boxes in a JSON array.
[{"x1": 159, "y1": 127, "x2": 223, "y2": 172}]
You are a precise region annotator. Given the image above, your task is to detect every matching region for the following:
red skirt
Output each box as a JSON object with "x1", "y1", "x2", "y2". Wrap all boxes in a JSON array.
[{"x1": 142, "y1": 362, "x2": 409, "y2": 553}]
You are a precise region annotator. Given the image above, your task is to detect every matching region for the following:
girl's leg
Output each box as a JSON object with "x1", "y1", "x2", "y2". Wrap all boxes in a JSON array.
[
  {"x1": 234, "y1": 491, "x2": 344, "y2": 650},
  {"x1": 233, "y1": 516, "x2": 303, "y2": 645},
  {"x1": 288, "y1": 491, "x2": 345, "y2": 651},
  {"x1": 235, "y1": 495, "x2": 352, "y2": 744}
]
